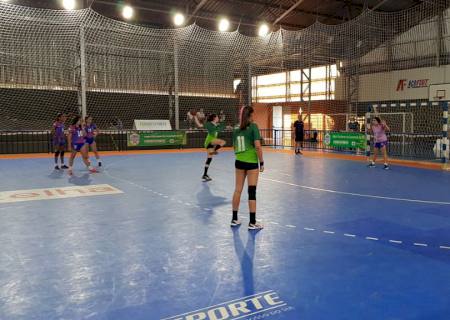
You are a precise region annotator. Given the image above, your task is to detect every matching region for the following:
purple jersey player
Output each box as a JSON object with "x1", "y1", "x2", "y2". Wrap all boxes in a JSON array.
[
  {"x1": 67, "y1": 116, "x2": 97, "y2": 176},
  {"x1": 52, "y1": 113, "x2": 68, "y2": 170},
  {"x1": 84, "y1": 116, "x2": 102, "y2": 167}
]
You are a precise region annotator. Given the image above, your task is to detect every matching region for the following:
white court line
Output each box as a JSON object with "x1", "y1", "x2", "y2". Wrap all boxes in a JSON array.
[
  {"x1": 414, "y1": 243, "x2": 428, "y2": 247},
  {"x1": 262, "y1": 177, "x2": 450, "y2": 205},
  {"x1": 104, "y1": 168, "x2": 450, "y2": 253}
]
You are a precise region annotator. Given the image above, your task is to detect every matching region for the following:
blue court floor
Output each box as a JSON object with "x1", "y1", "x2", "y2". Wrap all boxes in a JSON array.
[{"x1": 1, "y1": 150, "x2": 450, "y2": 320}]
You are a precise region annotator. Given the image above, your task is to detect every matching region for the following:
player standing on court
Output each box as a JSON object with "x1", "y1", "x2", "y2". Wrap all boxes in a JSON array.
[
  {"x1": 67, "y1": 116, "x2": 97, "y2": 176},
  {"x1": 368, "y1": 116, "x2": 390, "y2": 170},
  {"x1": 84, "y1": 116, "x2": 102, "y2": 167},
  {"x1": 293, "y1": 114, "x2": 305, "y2": 155},
  {"x1": 52, "y1": 113, "x2": 68, "y2": 170},
  {"x1": 231, "y1": 106, "x2": 264, "y2": 230}
]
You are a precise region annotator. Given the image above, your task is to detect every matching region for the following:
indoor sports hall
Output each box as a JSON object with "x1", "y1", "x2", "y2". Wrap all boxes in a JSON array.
[{"x1": 1, "y1": 1, "x2": 450, "y2": 320}]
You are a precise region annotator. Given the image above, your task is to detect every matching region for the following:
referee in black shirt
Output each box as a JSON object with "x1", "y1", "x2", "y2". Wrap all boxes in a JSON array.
[{"x1": 293, "y1": 114, "x2": 305, "y2": 155}]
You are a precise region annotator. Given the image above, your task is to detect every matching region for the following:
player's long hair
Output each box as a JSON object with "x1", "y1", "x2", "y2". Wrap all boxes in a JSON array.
[
  {"x1": 207, "y1": 114, "x2": 217, "y2": 122},
  {"x1": 240, "y1": 106, "x2": 254, "y2": 130},
  {"x1": 71, "y1": 115, "x2": 81, "y2": 126},
  {"x1": 85, "y1": 115, "x2": 93, "y2": 124}
]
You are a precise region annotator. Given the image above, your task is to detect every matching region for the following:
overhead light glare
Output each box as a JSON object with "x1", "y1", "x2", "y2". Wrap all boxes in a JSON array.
[
  {"x1": 62, "y1": 0, "x2": 76, "y2": 10},
  {"x1": 218, "y1": 18, "x2": 230, "y2": 32},
  {"x1": 173, "y1": 13, "x2": 185, "y2": 26},
  {"x1": 258, "y1": 23, "x2": 270, "y2": 37},
  {"x1": 122, "y1": 5, "x2": 134, "y2": 20}
]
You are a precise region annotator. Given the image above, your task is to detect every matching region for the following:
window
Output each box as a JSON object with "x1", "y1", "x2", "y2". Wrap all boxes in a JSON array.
[{"x1": 245, "y1": 64, "x2": 337, "y2": 103}]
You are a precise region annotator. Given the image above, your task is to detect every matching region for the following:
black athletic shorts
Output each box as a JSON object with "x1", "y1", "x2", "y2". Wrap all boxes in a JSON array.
[
  {"x1": 295, "y1": 134, "x2": 304, "y2": 142},
  {"x1": 235, "y1": 160, "x2": 259, "y2": 171},
  {"x1": 206, "y1": 143, "x2": 214, "y2": 149}
]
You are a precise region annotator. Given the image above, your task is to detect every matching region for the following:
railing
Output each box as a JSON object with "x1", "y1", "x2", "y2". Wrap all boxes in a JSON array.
[
  {"x1": 260, "y1": 129, "x2": 441, "y2": 160},
  {"x1": 0, "y1": 129, "x2": 442, "y2": 161},
  {"x1": 0, "y1": 130, "x2": 233, "y2": 154}
]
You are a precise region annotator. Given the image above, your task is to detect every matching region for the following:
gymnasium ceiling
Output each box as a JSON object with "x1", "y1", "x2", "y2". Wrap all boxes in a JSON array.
[{"x1": 6, "y1": 0, "x2": 424, "y2": 35}]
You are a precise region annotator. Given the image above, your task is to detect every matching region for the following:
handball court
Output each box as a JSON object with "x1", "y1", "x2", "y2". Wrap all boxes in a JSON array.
[{"x1": 1, "y1": 149, "x2": 450, "y2": 320}]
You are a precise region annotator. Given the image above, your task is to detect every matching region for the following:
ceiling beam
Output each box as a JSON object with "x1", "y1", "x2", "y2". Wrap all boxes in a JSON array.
[
  {"x1": 229, "y1": 0, "x2": 346, "y2": 21},
  {"x1": 372, "y1": 0, "x2": 390, "y2": 11},
  {"x1": 273, "y1": 0, "x2": 307, "y2": 25},
  {"x1": 187, "y1": 0, "x2": 209, "y2": 23}
]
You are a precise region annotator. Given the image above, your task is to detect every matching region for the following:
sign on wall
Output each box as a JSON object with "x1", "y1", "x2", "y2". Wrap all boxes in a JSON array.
[
  {"x1": 127, "y1": 131, "x2": 186, "y2": 147},
  {"x1": 396, "y1": 79, "x2": 429, "y2": 91},
  {"x1": 133, "y1": 119, "x2": 172, "y2": 131},
  {"x1": 324, "y1": 132, "x2": 366, "y2": 149}
]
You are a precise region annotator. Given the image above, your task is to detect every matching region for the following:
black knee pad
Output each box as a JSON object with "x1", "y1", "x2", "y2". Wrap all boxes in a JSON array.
[
  {"x1": 206, "y1": 158, "x2": 212, "y2": 165},
  {"x1": 248, "y1": 185, "x2": 256, "y2": 200}
]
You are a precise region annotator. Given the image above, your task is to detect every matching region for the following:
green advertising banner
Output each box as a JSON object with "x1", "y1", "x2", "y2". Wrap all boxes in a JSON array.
[
  {"x1": 324, "y1": 132, "x2": 366, "y2": 149},
  {"x1": 127, "y1": 131, "x2": 187, "y2": 147}
]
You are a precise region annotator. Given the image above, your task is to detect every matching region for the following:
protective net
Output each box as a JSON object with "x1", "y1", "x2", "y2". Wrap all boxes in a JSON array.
[{"x1": 0, "y1": 1, "x2": 449, "y2": 159}]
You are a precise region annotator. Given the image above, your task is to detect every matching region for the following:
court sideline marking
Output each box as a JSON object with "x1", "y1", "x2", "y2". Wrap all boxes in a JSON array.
[{"x1": 262, "y1": 176, "x2": 450, "y2": 205}]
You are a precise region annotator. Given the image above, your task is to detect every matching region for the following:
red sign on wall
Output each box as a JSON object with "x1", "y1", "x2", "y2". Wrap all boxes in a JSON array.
[{"x1": 396, "y1": 79, "x2": 429, "y2": 91}]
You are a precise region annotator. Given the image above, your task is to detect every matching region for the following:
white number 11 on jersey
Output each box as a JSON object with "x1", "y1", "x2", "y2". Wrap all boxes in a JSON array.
[{"x1": 236, "y1": 136, "x2": 246, "y2": 152}]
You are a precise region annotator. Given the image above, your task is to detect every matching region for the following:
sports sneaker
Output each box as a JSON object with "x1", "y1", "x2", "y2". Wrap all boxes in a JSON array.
[
  {"x1": 231, "y1": 220, "x2": 241, "y2": 227},
  {"x1": 368, "y1": 162, "x2": 375, "y2": 168},
  {"x1": 384, "y1": 164, "x2": 390, "y2": 170},
  {"x1": 54, "y1": 165, "x2": 60, "y2": 170},
  {"x1": 248, "y1": 222, "x2": 264, "y2": 230},
  {"x1": 89, "y1": 167, "x2": 98, "y2": 173},
  {"x1": 202, "y1": 175, "x2": 212, "y2": 181},
  {"x1": 61, "y1": 165, "x2": 69, "y2": 169}
]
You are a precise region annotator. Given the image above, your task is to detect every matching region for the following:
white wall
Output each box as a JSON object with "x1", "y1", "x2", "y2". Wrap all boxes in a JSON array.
[
  {"x1": 357, "y1": 66, "x2": 449, "y2": 101},
  {"x1": 335, "y1": 65, "x2": 450, "y2": 102}
]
